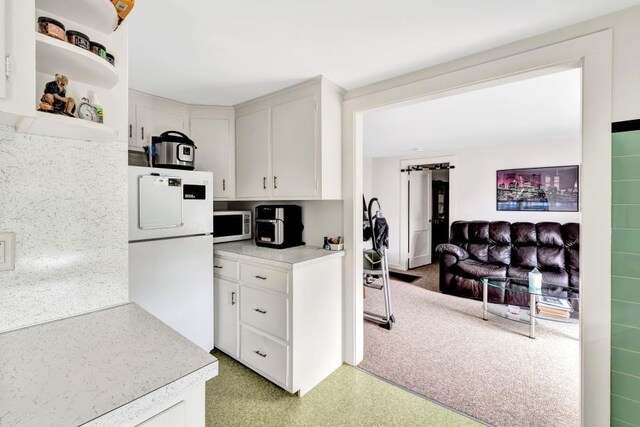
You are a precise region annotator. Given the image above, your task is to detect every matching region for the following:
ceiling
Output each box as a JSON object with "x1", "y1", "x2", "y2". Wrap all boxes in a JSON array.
[
  {"x1": 363, "y1": 68, "x2": 581, "y2": 158},
  {"x1": 128, "y1": 1, "x2": 639, "y2": 106}
]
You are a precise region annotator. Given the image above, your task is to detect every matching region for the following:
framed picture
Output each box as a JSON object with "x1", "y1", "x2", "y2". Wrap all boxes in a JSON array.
[{"x1": 496, "y1": 165, "x2": 579, "y2": 212}]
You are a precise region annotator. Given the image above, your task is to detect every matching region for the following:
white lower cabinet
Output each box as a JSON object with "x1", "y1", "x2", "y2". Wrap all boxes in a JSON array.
[
  {"x1": 240, "y1": 325, "x2": 288, "y2": 385},
  {"x1": 121, "y1": 380, "x2": 208, "y2": 427},
  {"x1": 240, "y1": 286, "x2": 288, "y2": 340},
  {"x1": 214, "y1": 252, "x2": 343, "y2": 395},
  {"x1": 214, "y1": 278, "x2": 238, "y2": 358}
]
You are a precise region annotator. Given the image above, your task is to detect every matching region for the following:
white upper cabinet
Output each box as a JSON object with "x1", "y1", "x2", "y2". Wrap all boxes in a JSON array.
[
  {"x1": 0, "y1": 0, "x2": 35, "y2": 119},
  {"x1": 234, "y1": 76, "x2": 343, "y2": 200},
  {"x1": 128, "y1": 99, "x2": 136, "y2": 145},
  {"x1": 271, "y1": 95, "x2": 318, "y2": 198},
  {"x1": 135, "y1": 105, "x2": 187, "y2": 148},
  {"x1": 235, "y1": 109, "x2": 270, "y2": 198},
  {"x1": 128, "y1": 90, "x2": 189, "y2": 151},
  {"x1": 128, "y1": 92, "x2": 237, "y2": 201},
  {"x1": 190, "y1": 107, "x2": 235, "y2": 200}
]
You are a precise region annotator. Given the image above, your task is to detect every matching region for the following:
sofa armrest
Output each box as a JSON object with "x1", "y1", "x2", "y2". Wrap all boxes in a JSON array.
[{"x1": 436, "y1": 243, "x2": 469, "y2": 261}]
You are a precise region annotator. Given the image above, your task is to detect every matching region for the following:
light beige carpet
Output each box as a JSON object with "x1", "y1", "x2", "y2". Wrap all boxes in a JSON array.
[{"x1": 361, "y1": 279, "x2": 579, "y2": 427}]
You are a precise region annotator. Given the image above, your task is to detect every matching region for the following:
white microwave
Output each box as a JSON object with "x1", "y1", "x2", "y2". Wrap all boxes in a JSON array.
[{"x1": 213, "y1": 211, "x2": 252, "y2": 243}]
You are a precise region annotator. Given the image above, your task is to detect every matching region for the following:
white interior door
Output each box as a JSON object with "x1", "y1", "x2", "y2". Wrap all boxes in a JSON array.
[{"x1": 408, "y1": 170, "x2": 432, "y2": 268}]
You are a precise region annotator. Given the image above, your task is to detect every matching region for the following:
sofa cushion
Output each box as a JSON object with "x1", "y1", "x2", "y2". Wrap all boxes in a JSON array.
[
  {"x1": 511, "y1": 246, "x2": 537, "y2": 269},
  {"x1": 450, "y1": 221, "x2": 469, "y2": 249},
  {"x1": 454, "y1": 259, "x2": 507, "y2": 279},
  {"x1": 458, "y1": 221, "x2": 512, "y2": 265},
  {"x1": 452, "y1": 276, "x2": 505, "y2": 302},
  {"x1": 488, "y1": 245, "x2": 509, "y2": 266},
  {"x1": 537, "y1": 222, "x2": 564, "y2": 246},
  {"x1": 537, "y1": 247, "x2": 565, "y2": 270},
  {"x1": 512, "y1": 222, "x2": 536, "y2": 244}
]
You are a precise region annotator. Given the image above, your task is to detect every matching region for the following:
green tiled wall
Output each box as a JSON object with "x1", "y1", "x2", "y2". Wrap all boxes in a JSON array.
[{"x1": 612, "y1": 129, "x2": 640, "y2": 426}]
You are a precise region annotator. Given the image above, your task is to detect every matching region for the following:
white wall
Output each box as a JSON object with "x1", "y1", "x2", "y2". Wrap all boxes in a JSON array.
[
  {"x1": 0, "y1": 126, "x2": 128, "y2": 332},
  {"x1": 370, "y1": 136, "x2": 582, "y2": 268},
  {"x1": 226, "y1": 200, "x2": 344, "y2": 248},
  {"x1": 363, "y1": 157, "x2": 373, "y2": 199}
]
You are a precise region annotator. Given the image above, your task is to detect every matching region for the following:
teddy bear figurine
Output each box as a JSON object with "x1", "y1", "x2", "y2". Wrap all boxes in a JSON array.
[{"x1": 39, "y1": 74, "x2": 76, "y2": 116}]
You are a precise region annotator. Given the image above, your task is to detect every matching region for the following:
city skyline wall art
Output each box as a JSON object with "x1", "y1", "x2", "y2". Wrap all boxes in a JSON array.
[{"x1": 496, "y1": 165, "x2": 579, "y2": 212}]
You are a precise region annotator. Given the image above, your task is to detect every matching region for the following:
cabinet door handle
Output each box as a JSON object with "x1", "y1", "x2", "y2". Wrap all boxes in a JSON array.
[
  {"x1": 129, "y1": 124, "x2": 132, "y2": 139},
  {"x1": 141, "y1": 127, "x2": 145, "y2": 140},
  {"x1": 255, "y1": 275, "x2": 267, "y2": 280},
  {"x1": 214, "y1": 265, "x2": 223, "y2": 269},
  {"x1": 223, "y1": 179, "x2": 226, "y2": 191},
  {"x1": 254, "y1": 350, "x2": 267, "y2": 358},
  {"x1": 263, "y1": 177, "x2": 267, "y2": 190},
  {"x1": 231, "y1": 291, "x2": 236, "y2": 305},
  {"x1": 274, "y1": 176, "x2": 278, "y2": 189},
  {"x1": 254, "y1": 308, "x2": 267, "y2": 314}
]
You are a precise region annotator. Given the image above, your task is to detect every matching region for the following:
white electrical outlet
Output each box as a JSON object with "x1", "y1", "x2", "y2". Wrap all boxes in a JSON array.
[{"x1": 0, "y1": 232, "x2": 15, "y2": 271}]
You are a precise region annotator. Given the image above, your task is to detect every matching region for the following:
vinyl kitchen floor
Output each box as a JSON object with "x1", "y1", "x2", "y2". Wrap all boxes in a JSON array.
[{"x1": 205, "y1": 351, "x2": 480, "y2": 426}]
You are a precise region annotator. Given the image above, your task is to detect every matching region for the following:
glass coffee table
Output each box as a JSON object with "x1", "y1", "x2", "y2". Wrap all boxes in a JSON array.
[{"x1": 481, "y1": 277, "x2": 579, "y2": 339}]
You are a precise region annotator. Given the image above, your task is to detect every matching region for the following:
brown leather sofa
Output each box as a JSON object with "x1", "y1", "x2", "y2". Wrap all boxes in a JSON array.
[{"x1": 435, "y1": 221, "x2": 579, "y2": 308}]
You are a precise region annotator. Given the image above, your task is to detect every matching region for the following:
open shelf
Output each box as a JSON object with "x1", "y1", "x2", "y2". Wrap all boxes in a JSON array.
[
  {"x1": 36, "y1": 33, "x2": 119, "y2": 89},
  {"x1": 16, "y1": 111, "x2": 118, "y2": 143},
  {"x1": 36, "y1": 0, "x2": 118, "y2": 35}
]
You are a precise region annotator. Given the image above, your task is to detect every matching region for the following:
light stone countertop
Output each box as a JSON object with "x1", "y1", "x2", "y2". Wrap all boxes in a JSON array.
[
  {"x1": 0, "y1": 303, "x2": 217, "y2": 427},
  {"x1": 214, "y1": 241, "x2": 344, "y2": 269}
]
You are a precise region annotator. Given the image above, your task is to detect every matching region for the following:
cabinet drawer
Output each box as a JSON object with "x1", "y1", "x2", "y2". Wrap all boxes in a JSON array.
[
  {"x1": 240, "y1": 263, "x2": 288, "y2": 294},
  {"x1": 241, "y1": 325, "x2": 288, "y2": 385},
  {"x1": 214, "y1": 257, "x2": 239, "y2": 281},
  {"x1": 241, "y1": 286, "x2": 288, "y2": 340}
]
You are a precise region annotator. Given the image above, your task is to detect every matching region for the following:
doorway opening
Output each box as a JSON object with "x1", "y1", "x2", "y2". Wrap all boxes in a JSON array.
[
  {"x1": 406, "y1": 162, "x2": 451, "y2": 267},
  {"x1": 360, "y1": 67, "x2": 582, "y2": 427}
]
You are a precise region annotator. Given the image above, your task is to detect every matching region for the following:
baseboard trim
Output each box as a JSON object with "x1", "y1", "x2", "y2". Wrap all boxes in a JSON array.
[{"x1": 388, "y1": 263, "x2": 403, "y2": 271}]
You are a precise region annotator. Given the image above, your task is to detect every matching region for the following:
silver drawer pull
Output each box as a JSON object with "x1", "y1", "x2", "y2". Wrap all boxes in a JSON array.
[
  {"x1": 255, "y1": 275, "x2": 267, "y2": 280},
  {"x1": 231, "y1": 292, "x2": 236, "y2": 305},
  {"x1": 254, "y1": 350, "x2": 267, "y2": 358},
  {"x1": 214, "y1": 265, "x2": 223, "y2": 269},
  {"x1": 254, "y1": 308, "x2": 267, "y2": 314}
]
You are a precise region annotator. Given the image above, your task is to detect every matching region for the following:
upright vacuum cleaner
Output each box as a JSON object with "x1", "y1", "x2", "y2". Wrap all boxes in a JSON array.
[{"x1": 363, "y1": 196, "x2": 396, "y2": 330}]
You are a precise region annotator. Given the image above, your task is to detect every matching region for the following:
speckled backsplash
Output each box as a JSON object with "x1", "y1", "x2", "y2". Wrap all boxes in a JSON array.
[{"x1": 0, "y1": 125, "x2": 128, "y2": 332}]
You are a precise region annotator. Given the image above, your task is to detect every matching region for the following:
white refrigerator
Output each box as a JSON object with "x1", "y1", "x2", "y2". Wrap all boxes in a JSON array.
[{"x1": 128, "y1": 166, "x2": 214, "y2": 351}]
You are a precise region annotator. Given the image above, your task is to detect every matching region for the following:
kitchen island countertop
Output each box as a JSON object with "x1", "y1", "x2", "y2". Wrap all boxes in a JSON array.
[
  {"x1": 0, "y1": 303, "x2": 217, "y2": 426},
  {"x1": 214, "y1": 241, "x2": 344, "y2": 269}
]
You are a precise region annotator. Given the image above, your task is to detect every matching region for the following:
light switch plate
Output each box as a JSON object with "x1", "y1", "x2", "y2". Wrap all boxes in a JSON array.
[{"x1": 0, "y1": 232, "x2": 15, "y2": 271}]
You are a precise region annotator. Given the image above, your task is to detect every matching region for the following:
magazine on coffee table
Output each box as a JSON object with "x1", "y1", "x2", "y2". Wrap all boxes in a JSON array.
[{"x1": 537, "y1": 295, "x2": 572, "y2": 311}]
